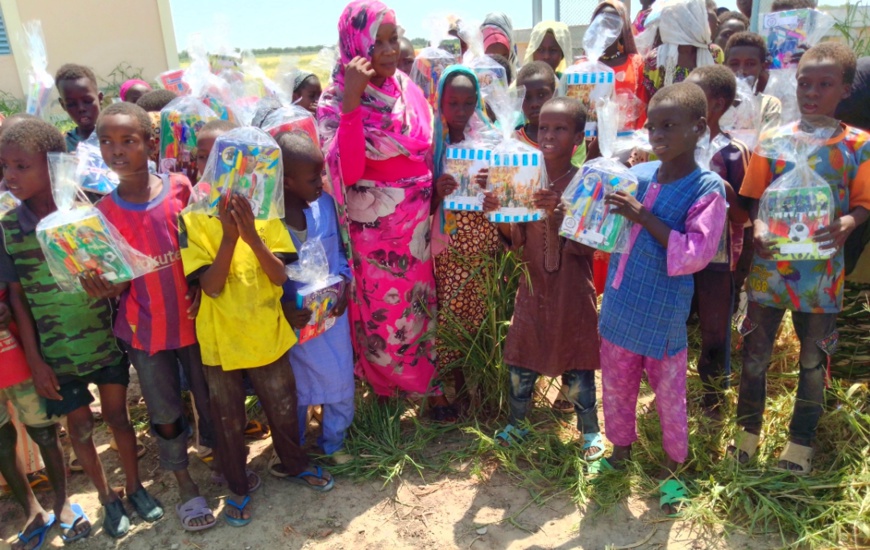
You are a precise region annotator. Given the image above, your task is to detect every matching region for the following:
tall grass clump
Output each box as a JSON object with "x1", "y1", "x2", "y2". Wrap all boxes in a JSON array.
[{"x1": 833, "y1": 1, "x2": 870, "y2": 58}]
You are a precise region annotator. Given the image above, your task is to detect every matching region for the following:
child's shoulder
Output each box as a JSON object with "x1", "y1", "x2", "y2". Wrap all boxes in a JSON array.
[
  {"x1": 628, "y1": 160, "x2": 661, "y2": 182},
  {"x1": 696, "y1": 169, "x2": 726, "y2": 196},
  {"x1": 841, "y1": 124, "x2": 870, "y2": 151}
]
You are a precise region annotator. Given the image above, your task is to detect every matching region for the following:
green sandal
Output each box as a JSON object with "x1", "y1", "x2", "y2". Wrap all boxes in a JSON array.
[{"x1": 658, "y1": 479, "x2": 688, "y2": 518}]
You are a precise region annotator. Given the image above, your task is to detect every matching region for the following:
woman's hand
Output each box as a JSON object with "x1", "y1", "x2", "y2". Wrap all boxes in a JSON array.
[
  {"x1": 435, "y1": 174, "x2": 459, "y2": 200},
  {"x1": 342, "y1": 57, "x2": 376, "y2": 112}
]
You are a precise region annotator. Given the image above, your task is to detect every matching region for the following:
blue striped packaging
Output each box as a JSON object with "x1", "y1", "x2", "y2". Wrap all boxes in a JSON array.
[
  {"x1": 443, "y1": 147, "x2": 492, "y2": 211},
  {"x1": 486, "y1": 149, "x2": 545, "y2": 223}
]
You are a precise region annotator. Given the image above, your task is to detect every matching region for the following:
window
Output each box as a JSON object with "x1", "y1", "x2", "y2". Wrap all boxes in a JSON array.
[{"x1": 0, "y1": 9, "x2": 10, "y2": 55}]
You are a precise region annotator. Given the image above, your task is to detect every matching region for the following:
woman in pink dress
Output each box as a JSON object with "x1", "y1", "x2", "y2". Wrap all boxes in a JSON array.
[{"x1": 319, "y1": 0, "x2": 454, "y2": 419}]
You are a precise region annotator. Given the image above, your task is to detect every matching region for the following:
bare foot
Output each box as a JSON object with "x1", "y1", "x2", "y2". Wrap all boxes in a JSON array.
[{"x1": 607, "y1": 444, "x2": 632, "y2": 469}]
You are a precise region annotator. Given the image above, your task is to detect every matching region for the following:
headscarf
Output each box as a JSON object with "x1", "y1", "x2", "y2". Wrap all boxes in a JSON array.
[
  {"x1": 290, "y1": 70, "x2": 316, "y2": 93},
  {"x1": 523, "y1": 21, "x2": 572, "y2": 73},
  {"x1": 318, "y1": 0, "x2": 434, "y2": 207},
  {"x1": 656, "y1": 0, "x2": 715, "y2": 86},
  {"x1": 119, "y1": 79, "x2": 152, "y2": 102},
  {"x1": 593, "y1": 0, "x2": 638, "y2": 56},
  {"x1": 481, "y1": 12, "x2": 517, "y2": 66}
]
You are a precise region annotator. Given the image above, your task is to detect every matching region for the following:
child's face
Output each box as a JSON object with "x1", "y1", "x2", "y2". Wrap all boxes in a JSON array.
[
  {"x1": 284, "y1": 156, "x2": 325, "y2": 204},
  {"x1": 58, "y1": 78, "x2": 103, "y2": 134},
  {"x1": 645, "y1": 100, "x2": 706, "y2": 163},
  {"x1": 520, "y1": 75, "x2": 555, "y2": 126},
  {"x1": 196, "y1": 131, "x2": 222, "y2": 178},
  {"x1": 533, "y1": 32, "x2": 564, "y2": 72},
  {"x1": 538, "y1": 103, "x2": 583, "y2": 160},
  {"x1": 292, "y1": 79, "x2": 322, "y2": 115},
  {"x1": 685, "y1": 76, "x2": 728, "y2": 122},
  {"x1": 0, "y1": 143, "x2": 51, "y2": 203},
  {"x1": 97, "y1": 114, "x2": 152, "y2": 179},
  {"x1": 797, "y1": 58, "x2": 851, "y2": 120},
  {"x1": 398, "y1": 42, "x2": 415, "y2": 75},
  {"x1": 715, "y1": 19, "x2": 748, "y2": 50},
  {"x1": 441, "y1": 75, "x2": 477, "y2": 135},
  {"x1": 726, "y1": 46, "x2": 765, "y2": 84},
  {"x1": 371, "y1": 22, "x2": 400, "y2": 80}
]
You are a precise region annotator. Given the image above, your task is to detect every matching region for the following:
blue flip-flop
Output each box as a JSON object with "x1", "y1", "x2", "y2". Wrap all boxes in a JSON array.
[
  {"x1": 16, "y1": 513, "x2": 55, "y2": 550},
  {"x1": 582, "y1": 432, "x2": 606, "y2": 461},
  {"x1": 223, "y1": 495, "x2": 252, "y2": 527},
  {"x1": 286, "y1": 466, "x2": 335, "y2": 492},
  {"x1": 60, "y1": 503, "x2": 92, "y2": 544}
]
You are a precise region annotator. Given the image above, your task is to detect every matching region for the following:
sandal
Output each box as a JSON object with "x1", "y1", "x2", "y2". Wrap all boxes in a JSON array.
[
  {"x1": 27, "y1": 471, "x2": 51, "y2": 491},
  {"x1": 16, "y1": 513, "x2": 54, "y2": 550},
  {"x1": 109, "y1": 437, "x2": 147, "y2": 458},
  {"x1": 268, "y1": 452, "x2": 289, "y2": 478},
  {"x1": 587, "y1": 457, "x2": 615, "y2": 475},
  {"x1": 212, "y1": 469, "x2": 261, "y2": 492},
  {"x1": 102, "y1": 499, "x2": 130, "y2": 539},
  {"x1": 774, "y1": 441, "x2": 814, "y2": 476},
  {"x1": 128, "y1": 486, "x2": 164, "y2": 523},
  {"x1": 68, "y1": 449, "x2": 83, "y2": 473},
  {"x1": 495, "y1": 424, "x2": 528, "y2": 448},
  {"x1": 223, "y1": 495, "x2": 252, "y2": 527},
  {"x1": 582, "y1": 432, "x2": 605, "y2": 461},
  {"x1": 726, "y1": 429, "x2": 760, "y2": 464},
  {"x1": 244, "y1": 420, "x2": 271, "y2": 440},
  {"x1": 285, "y1": 465, "x2": 335, "y2": 492},
  {"x1": 552, "y1": 399, "x2": 574, "y2": 414},
  {"x1": 659, "y1": 478, "x2": 688, "y2": 518},
  {"x1": 60, "y1": 503, "x2": 91, "y2": 544},
  {"x1": 427, "y1": 404, "x2": 459, "y2": 424},
  {"x1": 175, "y1": 496, "x2": 216, "y2": 532}
]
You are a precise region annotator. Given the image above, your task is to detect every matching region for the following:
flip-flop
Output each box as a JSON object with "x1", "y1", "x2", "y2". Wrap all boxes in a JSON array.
[
  {"x1": 243, "y1": 420, "x2": 271, "y2": 440},
  {"x1": 285, "y1": 465, "x2": 334, "y2": 492},
  {"x1": 552, "y1": 399, "x2": 574, "y2": 414},
  {"x1": 16, "y1": 513, "x2": 54, "y2": 550},
  {"x1": 587, "y1": 457, "x2": 615, "y2": 475},
  {"x1": 659, "y1": 478, "x2": 688, "y2": 518},
  {"x1": 212, "y1": 469, "x2": 261, "y2": 492},
  {"x1": 128, "y1": 486, "x2": 164, "y2": 522},
  {"x1": 176, "y1": 496, "x2": 216, "y2": 532},
  {"x1": 582, "y1": 432, "x2": 606, "y2": 461},
  {"x1": 27, "y1": 472, "x2": 51, "y2": 491},
  {"x1": 60, "y1": 503, "x2": 93, "y2": 544},
  {"x1": 223, "y1": 495, "x2": 252, "y2": 527},
  {"x1": 495, "y1": 424, "x2": 528, "y2": 448}
]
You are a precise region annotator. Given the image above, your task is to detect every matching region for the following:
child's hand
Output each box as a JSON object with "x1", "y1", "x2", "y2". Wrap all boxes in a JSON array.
[
  {"x1": 482, "y1": 191, "x2": 500, "y2": 213},
  {"x1": 332, "y1": 282, "x2": 349, "y2": 318},
  {"x1": 219, "y1": 195, "x2": 240, "y2": 243},
  {"x1": 474, "y1": 168, "x2": 490, "y2": 189},
  {"x1": 753, "y1": 220, "x2": 777, "y2": 259},
  {"x1": 344, "y1": 56, "x2": 376, "y2": 100},
  {"x1": 186, "y1": 283, "x2": 202, "y2": 319},
  {"x1": 814, "y1": 214, "x2": 858, "y2": 252},
  {"x1": 605, "y1": 191, "x2": 646, "y2": 223},
  {"x1": 30, "y1": 357, "x2": 62, "y2": 400},
  {"x1": 285, "y1": 304, "x2": 313, "y2": 329},
  {"x1": 435, "y1": 174, "x2": 459, "y2": 200},
  {"x1": 229, "y1": 196, "x2": 260, "y2": 247},
  {"x1": 80, "y1": 273, "x2": 129, "y2": 299},
  {"x1": 0, "y1": 302, "x2": 10, "y2": 330},
  {"x1": 533, "y1": 189, "x2": 561, "y2": 215}
]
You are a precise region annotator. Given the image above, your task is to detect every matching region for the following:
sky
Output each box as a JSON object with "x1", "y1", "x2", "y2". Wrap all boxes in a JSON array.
[{"x1": 168, "y1": 0, "x2": 852, "y2": 51}]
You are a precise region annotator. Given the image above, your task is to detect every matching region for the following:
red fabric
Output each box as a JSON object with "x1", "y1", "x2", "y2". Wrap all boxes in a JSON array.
[
  {"x1": 0, "y1": 289, "x2": 31, "y2": 389},
  {"x1": 593, "y1": 251, "x2": 610, "y2": 296}
]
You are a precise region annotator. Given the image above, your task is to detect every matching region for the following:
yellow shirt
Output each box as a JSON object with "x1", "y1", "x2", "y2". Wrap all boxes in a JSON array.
[{"x1": 179, "y1": 212, "x2": 296, "y2": 370}]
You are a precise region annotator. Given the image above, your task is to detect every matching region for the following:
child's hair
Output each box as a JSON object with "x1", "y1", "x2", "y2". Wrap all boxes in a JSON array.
[
  {"x1": 543, "y1": 96, "x2": 587, "y2": 135},
  {"x1": 649, "y1": 82, "x2": 708, "y2": 122},
  {"x1": 97, "y1": 102, "x2": 153, "y2": 141},
  {"x1": 488, "y1": 53, "x2": 513, "y2": 85},
  {"x1": 516, "y1": 60, "x2": 556, "y2": 86},
  {"x1": 724, "y1": 31, "x2": 768, "y2": 62},
  {"x1": 799, "y1": 42, "x2": 857, "y2": 85},
  {"x1": 275, "y1": 132, "x2": 322, "y2": 168},
  {"x1": 0, "y1": 117, "x2": 66, "y2": 155},
  {"x1": 771, "y1": 0, "x2": 816, "y2": 10},
  {"x1": 135, "y1": 89, "x2": 178, "y2": 112},
  {"x1": 199, "y1": 119, "x2": 238, "y2": 137},
  {"x1": 398, "y1": 36, "x2": 415, "y2": 54},
  {"x1": 690, "y1": 65, "x2": 737, "y2": 105},
  {"x1": 54, "y1": 63, "x2": 98, "y2": 89},
  {"x1": 0, "y1": 113, "x2": 38, "y2": 136},
  {"x1": 717, "y1": 10, "x2": 750, "y2": 27}
]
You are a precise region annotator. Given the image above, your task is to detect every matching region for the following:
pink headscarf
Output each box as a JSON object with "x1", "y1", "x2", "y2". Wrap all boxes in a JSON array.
[
  {"x1": 318, "y1": 0, "x2": 433, "y2": 205},
  {"x1": 119, "y1": 79, "x2": 152, "y2": 102}
]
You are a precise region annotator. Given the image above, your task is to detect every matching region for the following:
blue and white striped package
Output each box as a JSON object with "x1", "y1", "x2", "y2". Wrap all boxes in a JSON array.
[
  {"x1": 486, "y1": 149, "x2": 545, "y2": 223},
  {"x1": 443, "y1": 146, "x2": 491, "y2": 212}
]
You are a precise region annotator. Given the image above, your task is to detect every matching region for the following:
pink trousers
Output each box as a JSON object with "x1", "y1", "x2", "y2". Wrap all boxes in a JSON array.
[{"x1": 600, "y1": 337, "x2": 688, "y2": 463}]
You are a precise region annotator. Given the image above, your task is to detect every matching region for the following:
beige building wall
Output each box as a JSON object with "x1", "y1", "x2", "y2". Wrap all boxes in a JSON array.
[{"x1": 0, "y1": 0, "x2": 178, "y2": 101}]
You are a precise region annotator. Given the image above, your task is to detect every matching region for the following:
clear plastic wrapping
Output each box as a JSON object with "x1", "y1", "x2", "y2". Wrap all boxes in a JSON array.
[
  {"x1": 560, "y1": 99, "x2": 637, "y2": 252},
  {"x1": 255, "y1": 101, "x2": 319, "y2": 143},
  {"x1": 756, "y1": 123, "x2": 838, "y2": 261},
  {"x1": 285, "y1": 239, "x2": 344, "y2": 343},
  {"x1": 189, "y1": 127, "x2": 284, "y2": 220},
  {"x1": 36, "y1": 153, "x2": 158, "y2": 292},
  {"x1": 158, "y1": 96, "x2": 219, "y2": 174},
  {"x1": 761, "y1": 9, "x2": 835, "y2": 69},
  {"x1": 22, "y1": 21, "x2": 54, "y2": 118},
  {"x1": 74, "y1": 137, "x2": 120, "y2": 195},
  {"x1": 0, "y1": 191, "x2": 20, "y2": 218},
  {"x1": 458, "y1": 20, "x2": 508, "y2": 101},
  {"x1": 720, "y1": 77, "x2": 763, "y2": 149},
  {"x1": 410, "y1": 18, "x2": 457, "y2": 113}
]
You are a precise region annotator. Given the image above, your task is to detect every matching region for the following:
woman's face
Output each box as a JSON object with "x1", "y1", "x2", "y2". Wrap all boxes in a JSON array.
[
  {"x1": 371, "y1": 22, "x2": 400, "y2": 80},
  {"x1": 533, "y1": 31, "x2": 564, "y2": 71}
]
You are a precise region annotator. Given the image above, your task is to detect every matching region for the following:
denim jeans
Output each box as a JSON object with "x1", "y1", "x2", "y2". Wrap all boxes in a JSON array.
[
  {"x1": 508, "y1": 365, "x2": 600, "y2": 434},
  {"x1": 736, "y1": 302, "x2": 838, "y2": 444}
]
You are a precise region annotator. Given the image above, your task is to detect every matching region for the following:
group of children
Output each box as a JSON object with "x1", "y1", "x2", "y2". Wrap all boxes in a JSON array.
[{"x1": 1, "y1": 0, "x2": 868, "y2": 546}]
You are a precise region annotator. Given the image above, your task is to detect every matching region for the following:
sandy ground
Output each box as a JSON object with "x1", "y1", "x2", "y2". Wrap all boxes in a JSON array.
[{"x1": 0, "y1": 376, "x2": 779, "y2": 550}]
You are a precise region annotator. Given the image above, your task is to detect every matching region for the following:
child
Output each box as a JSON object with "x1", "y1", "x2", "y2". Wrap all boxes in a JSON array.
[
  {"x1": 431, "y1": 66, "x2": 500, "y2": 411},
  {"x1": 398, "y1": 36, "x2": 416, "y2": 75},
  {"x1": 290, "y1": 72, "x2": 323, "y2": 115},
  {"x1": 119, "y1": 79, "x2": 152, "y2": 104},
  {"x1": 0, "y1": 118, "x2": 162, "y2": 538},
  {"x1": 83, "y1": 102, "x2": 216, "y2": 531},
  {"x1": 714, "y1": 11, "x2": 749, "y2": 50},
  {"x1": 277, "y1": 132, "x2": 355, "y2": 464},
  {"x1": 483, "y1": 97, "x2": 603, "y2": 459},
  {"x1": 180, "y1": 147, "x2": 333, "y2": 529},
  {"x1": 135, "y1": 89, "x2": 178, "y2": 113},
  {"x1": 632, "y1": 0, "x2": 656, "y2": 34},
  {"x1": 55, "y1": 64, "x2": 103, "y2": 153},
  {"x1": 598, "y1": 82, "x2": 726, "y2": 515},
  {"x1": 685, "y1": 65, "x2": 751, "y2": 417},
  {"x1": 731, "y1": 43, "x2": 870, "y2": 475},
  {"x1": 723, "y1": 32, "x2": 782, "y2": 135},
  {"x1": 196, "y1": 120, "x2": 239, "y2": 179}
]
